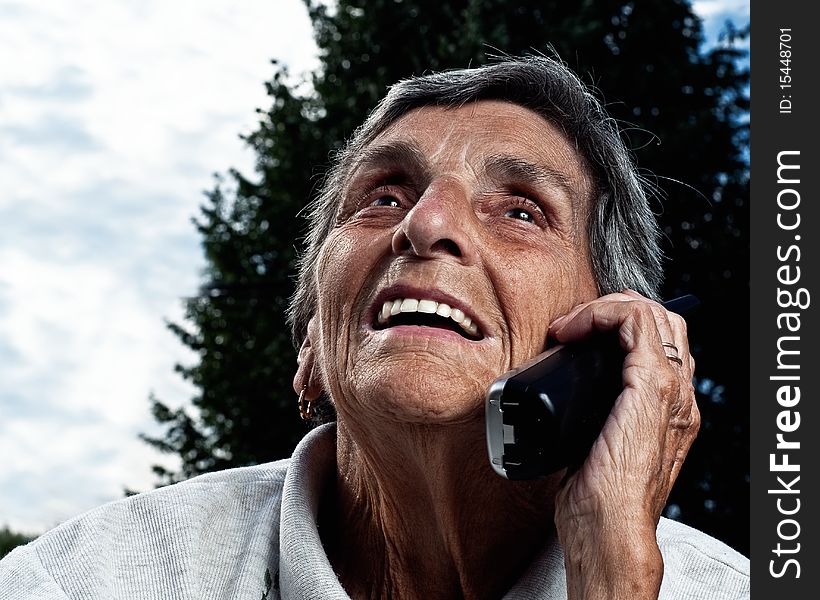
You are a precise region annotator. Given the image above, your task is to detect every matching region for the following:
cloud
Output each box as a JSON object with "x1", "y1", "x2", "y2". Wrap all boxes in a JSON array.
[
  {"x1": 0, "y1": 245, "x2": 197, "y2": 530},
  {"x1": 1, "y1": 114, "x2": 100, "y2": 150},
  {"x1": 0, "y1": 0, "x2": 318, "y2": 532},
  {"x1": 6, "y1": 65, "x2": 94, "y2": 102}
]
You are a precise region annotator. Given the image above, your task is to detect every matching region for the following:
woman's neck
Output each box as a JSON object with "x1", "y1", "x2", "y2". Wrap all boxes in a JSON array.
[{"x1": 320, "y1": 417, "x2": 561, "y2": 600}]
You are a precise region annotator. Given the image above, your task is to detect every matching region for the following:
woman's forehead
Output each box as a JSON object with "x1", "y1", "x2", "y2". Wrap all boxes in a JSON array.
[{"x1": 354, "y1": 101, "x2": 593, "y2": 202}]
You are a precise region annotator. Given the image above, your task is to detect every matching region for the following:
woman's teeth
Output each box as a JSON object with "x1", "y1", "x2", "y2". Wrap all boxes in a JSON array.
[{"x1": 377, "y1": 298, "x2": 479, "y2": 337}]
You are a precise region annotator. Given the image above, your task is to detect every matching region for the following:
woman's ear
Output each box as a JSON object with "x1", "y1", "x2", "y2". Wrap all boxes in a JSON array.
[{"x1": 292, "y1": 317, "x2": 322, "y2": 401}]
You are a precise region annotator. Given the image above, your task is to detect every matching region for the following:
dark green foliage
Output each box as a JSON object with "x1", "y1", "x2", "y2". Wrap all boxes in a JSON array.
[
  {"x1": 143, "y1": 0, "x2": 749, "y2": 553},
  {"x1": 1, "y1": 526, "x2": 34, "y2": 558}
]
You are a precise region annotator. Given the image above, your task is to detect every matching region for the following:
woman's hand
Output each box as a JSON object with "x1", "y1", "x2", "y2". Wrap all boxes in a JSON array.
[{"x1": 548, "y1": 290, "x2": 700, "y2": 600}]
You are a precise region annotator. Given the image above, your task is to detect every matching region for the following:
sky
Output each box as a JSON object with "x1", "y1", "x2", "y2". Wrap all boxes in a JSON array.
[{"x1": 1, "y1": 0, "x2": 749, "y2": 534}]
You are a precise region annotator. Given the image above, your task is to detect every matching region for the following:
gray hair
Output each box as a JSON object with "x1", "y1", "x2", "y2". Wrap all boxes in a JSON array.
[{"x1": 289, "y1": 55, "x2": 663, "y2": 350}]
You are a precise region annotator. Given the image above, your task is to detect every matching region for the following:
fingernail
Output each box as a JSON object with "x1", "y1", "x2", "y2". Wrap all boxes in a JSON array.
[{"x1": 550, "y1": 315, "x2": 566, "y2": 328}]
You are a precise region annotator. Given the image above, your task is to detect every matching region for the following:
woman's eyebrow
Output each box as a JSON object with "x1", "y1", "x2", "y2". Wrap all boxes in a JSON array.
[
  {"x1": 351, "y1": 141, "x2": 431, "y2": 182},
  {"x1": 483, "y1": 154, "x2": 577, "y2": 199}
]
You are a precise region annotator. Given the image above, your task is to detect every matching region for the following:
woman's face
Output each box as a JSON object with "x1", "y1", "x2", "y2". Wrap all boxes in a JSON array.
[{"x1": 311, "y1": 101, "x2": 599, "y2": 425}]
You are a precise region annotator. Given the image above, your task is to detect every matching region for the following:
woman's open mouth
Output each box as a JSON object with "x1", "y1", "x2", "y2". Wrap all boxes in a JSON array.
[{"x1": 373, "y1": 297, "x2": 483, "y2": 341}]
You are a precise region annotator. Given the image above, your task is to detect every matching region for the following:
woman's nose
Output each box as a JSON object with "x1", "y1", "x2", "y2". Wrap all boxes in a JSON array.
[{"x1": 391, "y1": 180, "x2": 477, "y2": 264}]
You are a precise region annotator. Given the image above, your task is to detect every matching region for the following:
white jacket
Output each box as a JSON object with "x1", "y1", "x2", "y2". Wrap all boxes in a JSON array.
[{"x1": 0, "y1": 424, "x2": 749, "y2": 599}]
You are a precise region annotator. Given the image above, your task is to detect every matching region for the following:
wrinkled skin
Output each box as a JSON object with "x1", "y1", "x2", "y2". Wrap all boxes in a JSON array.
[{"x1": 294, "y1": 101, "x2": 699, "y2": 599}]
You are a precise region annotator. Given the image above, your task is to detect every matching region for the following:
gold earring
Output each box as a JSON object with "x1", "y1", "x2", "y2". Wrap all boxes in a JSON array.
[{"x1": 298, "y1": 385, "x2": 313, "y2": 421}]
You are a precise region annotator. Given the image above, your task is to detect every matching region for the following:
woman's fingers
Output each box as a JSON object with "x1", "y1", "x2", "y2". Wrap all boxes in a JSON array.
[
  {"x1": 551, "y1": 292, "x2": 693, "y2": 387},
  {"x1": 552, "y1": 295, "x2": 667, "y2": 351},
  {"x1": 550, "y1": 291, "x2": 700, "y2": 520},
  {"x1": 662, "y1": 308, "x2": 700, "y2": 491}
]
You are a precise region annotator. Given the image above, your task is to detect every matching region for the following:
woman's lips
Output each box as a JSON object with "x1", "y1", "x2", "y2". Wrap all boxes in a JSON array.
[
  {"x1": 367, "y1": 284, "x2": 489, "y2": 341},
  {"x1": 375, "y1": 297, "x2": 480, "y2": 338}
]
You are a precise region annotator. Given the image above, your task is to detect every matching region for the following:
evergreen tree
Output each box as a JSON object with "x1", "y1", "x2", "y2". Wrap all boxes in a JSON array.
[{"x1": 142, "y1": 0, "x2": 749, "y2": 553}]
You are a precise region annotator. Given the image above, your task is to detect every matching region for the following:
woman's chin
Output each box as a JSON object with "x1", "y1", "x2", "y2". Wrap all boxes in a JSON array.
[
  {"x1": 383, "y1": 398, "x2": 484, "y2": 425},
  {"x1": 341, "y1": 383, "x2": 486, "y2": 427}
]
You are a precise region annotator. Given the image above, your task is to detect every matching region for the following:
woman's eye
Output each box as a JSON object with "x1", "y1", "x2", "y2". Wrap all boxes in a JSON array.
[
  {"x1": 504, "y1": 208, "x2": 535, "y2": 223},
  {"x1": 371, "y1": 195, "x2": 401, "y2": 208}
]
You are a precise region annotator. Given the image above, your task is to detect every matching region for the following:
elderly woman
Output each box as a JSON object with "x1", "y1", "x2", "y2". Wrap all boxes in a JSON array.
[{"x1": 1, "y1": 57, "x2": 748, "y2": 599}]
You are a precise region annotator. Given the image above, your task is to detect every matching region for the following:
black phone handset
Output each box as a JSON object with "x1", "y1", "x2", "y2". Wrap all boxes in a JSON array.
[{"x1": 485, "y1": 295, "x2": 699, "y2": 480}]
